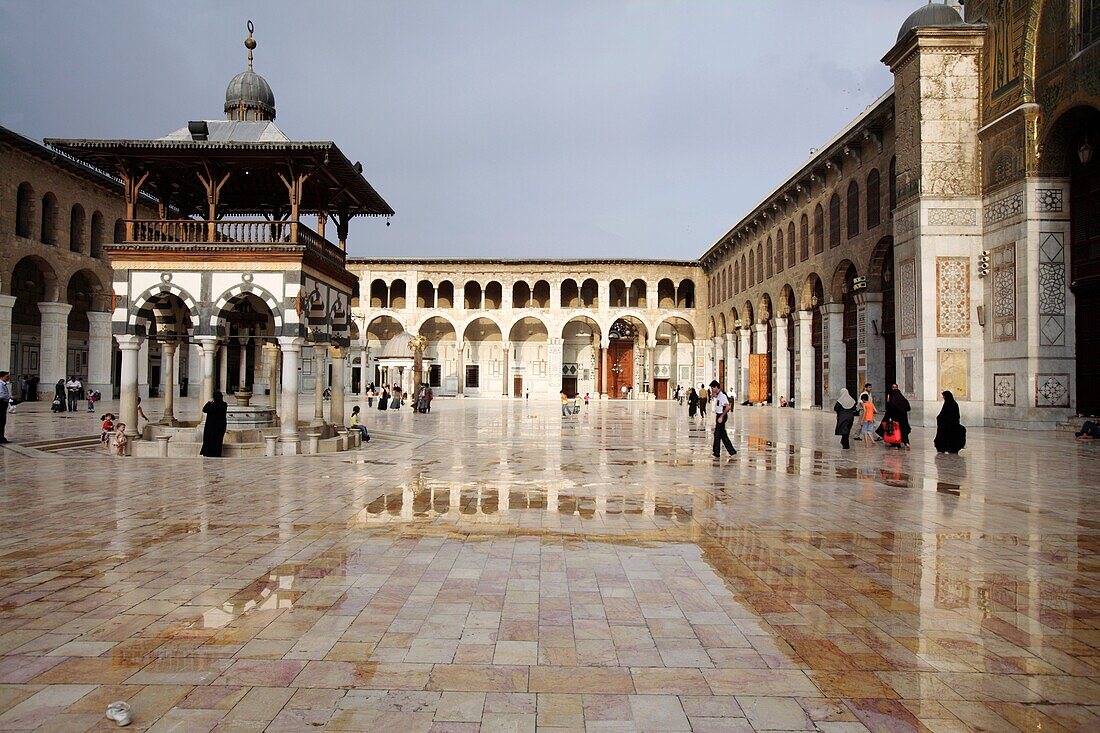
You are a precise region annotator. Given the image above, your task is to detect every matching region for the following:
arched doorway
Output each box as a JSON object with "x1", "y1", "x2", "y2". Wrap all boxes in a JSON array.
[
  {"x1": 807, "y1": 276, "x2": 825, "y2": 406},
  {"x1": 461, "y1": 317, "x2": 503, "y2": 395},
  {"x1": 367, "y1": 316, "x2": 406, "y2": 389},
  {"x1": 561, "y1": 317, "x2": 601, "y2": 397},
  {"x1": 418, "y1": 316, "x2": 457, "y2": 394},
  {"x1": 218, "y1": 294, "x2": 276, "y2": 394},
  {"x1": 835, "y1": 262, "x2": 859, "y2": 396},
  {"x1": 507, "y1": 316, "x2": 548, "y2": 397},
  {"x1": 65, "y1": 271, "x2": 101, "y2": 383},
  {"x1": 607, "y1": 317, "x2": 645, "y2": 398}
]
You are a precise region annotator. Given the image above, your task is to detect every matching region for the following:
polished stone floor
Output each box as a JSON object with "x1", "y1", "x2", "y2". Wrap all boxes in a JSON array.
[{"x1": 1, "y1": 396, "x2": 1099, "y2": 732}]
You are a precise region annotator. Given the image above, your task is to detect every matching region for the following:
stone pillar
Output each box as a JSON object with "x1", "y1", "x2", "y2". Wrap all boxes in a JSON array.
[
  {"x1": 38, "y1": 302, "x2": 72, "y2": 398},
  {"x1": 313, "y1": 348, "x2": 326, "y2": 425},
  {"x1": 501, "y1": 340, "x2": 511, "y2": 397},
  {"x1": 548, "y1": 337, "x2": 563, "y2": 398},
  {"x1": 277, "y1": 336, "x2": 304, "y2": 454},
  {"x1": 796, "y1": 310, "x2": 814, "y2": 410},
  {"x1": 187, "y1": 329, "x2": 201, "y2": 398},
  {"x1": 217, "y1": 343, "x2": 228, "y2": 392},
  {"x1": 824, "y1": 302, "x2": 845, "y2": 398},
  {"x1": 263, "y1": 342, "x2": 280, "y2": 410},
  {"x1": 330, "y1": 346, "x2": 346, "y2": 426},
  {"x1": 237, "y1": 337, "x2": 249, "y2": 392},
  {"x1": 161, "y1": 341, "x2": 178, "y2": 425},
  {"x1": 0, "y1": 294, "x2": 14, "y2": 372},
  {"x1": 115, "y1": 334, "x2": 142, "y2": 438},
  {"x1": 646, "y1": 341, "x2": 656, "y2": 395},
  {"x1": 138, "y1": 338, "x2": 150, "y2": 399},
  {"x1": 857, "y1": 292, "x2": 883, "y2": 394},
  {"x1": 601, "y1": 338, "x2": 610, "y2": 397},
  {"x1": 738, "y1": 328, "x2": 752, "y2": 403},
  {"x1": 668, "y1": 329, "x2": 678, "y2": 392},
  {"x1": 725, "y1": 333, "x2": 739, "y2": 398},
  {"x1": 455, "y1": 341, "x2": 465, "y2": 396},
  {"x1": 195, "y1": 336, "x2": 219, "y2": 415},
  {"x1": 360, "y1": 344, "x2": 369, "y2": 397},
  {"x1": 774, "y1": 317, "x2": 790, "y2": 408},
  {"x1": 85, "y1": 311, "x2": 113, "y2": 395}
]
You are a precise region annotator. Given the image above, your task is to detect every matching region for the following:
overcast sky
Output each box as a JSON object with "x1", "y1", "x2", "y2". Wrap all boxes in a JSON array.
[{"x1": 0, "y1": 1, "x2": 917, "y2": 260}]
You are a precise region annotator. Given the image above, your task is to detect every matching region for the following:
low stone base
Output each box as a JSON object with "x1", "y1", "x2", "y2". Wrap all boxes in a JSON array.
[{"x1": 131, "y1": 422, "x2": 357, "y2": 457}]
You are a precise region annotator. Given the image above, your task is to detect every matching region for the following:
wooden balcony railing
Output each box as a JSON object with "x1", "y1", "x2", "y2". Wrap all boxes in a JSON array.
[{"x1": 126, "y1": 219, "x2": 346, "y2": 269}]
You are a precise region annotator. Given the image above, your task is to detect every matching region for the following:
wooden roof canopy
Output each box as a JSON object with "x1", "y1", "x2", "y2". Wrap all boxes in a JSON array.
[{"x1": 43, "y1": 139, "x2": 394, "y2": 220}]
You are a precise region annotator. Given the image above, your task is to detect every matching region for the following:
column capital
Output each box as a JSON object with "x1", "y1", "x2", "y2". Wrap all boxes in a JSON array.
[
  {"x1": 797, "y1": 308, "x2": 814, "y2": 323},
  {"x1": 85, "y1": 310, "x2": 113, "y2": 324},
  {"x1": 114, "y1": 333, "x2": 143, "y2": 350},
  {"x1": 750, "y1": 323, "x2": 768, "y2": 334},
  {"x1": 823, "y1": 301, "x2": 845, "y2": 315},
  {"x1": 328, "y1": 345, "x2": 347, "y2": 359},
  {"x1": 0, "y1": 294, "x2": 18, "y2": 309},
  {"x1": 646, "y1": 339, "x2": 656, "y2": 349},
  {"x1": 277, "y1": 336, "x2": 306, "y2": 352},
  {"x1": 161, "y1": 340, "x2": 178, "y2": 354},
  {"x1": 854, "y1": 291, "x2": 883, "y2": 306},
  {"x1": 37, "y1": 301, "x2": 72, "y2": 318}
]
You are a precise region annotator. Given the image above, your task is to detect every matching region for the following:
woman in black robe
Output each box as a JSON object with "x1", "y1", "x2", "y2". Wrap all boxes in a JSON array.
[
  {"x1": 884, "y1": 386, "x2": 912, "y2": 449},
  {"x1": 687, "y1": 387, "x2": 698, "y2": 418},
  {"x1": 378, "y1": 387, "x2": 389, "y2": 411},
  {"x1": 53, "y1": 379, "x2": 67, "y2": 412},
  {"x1": 934, "y1": 390, "x2": 966, "y2": 453},
  {"x1": 833, "y1": 388, "x2": 858, "y2": 449},
  {"x1": 200, "y1": 391, "x2": 228, "y2": 457}
]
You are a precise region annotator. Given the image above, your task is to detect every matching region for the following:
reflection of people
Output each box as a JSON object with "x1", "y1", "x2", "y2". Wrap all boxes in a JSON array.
[
  {"x1": 709, "y1": 380, "x2": 736, "y2": 459},
  {"x1": 933, "y1": 390, "x2": 966, "y2": 453},
  {"x1": 200, "y1": 391, "x2": 228, "y2": 457}
]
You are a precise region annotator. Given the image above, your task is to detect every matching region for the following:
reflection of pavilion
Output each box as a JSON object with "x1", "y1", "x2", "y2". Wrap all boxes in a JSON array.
[{"x1": 49, "y1": 23, "x2": 393, "y2": 454}]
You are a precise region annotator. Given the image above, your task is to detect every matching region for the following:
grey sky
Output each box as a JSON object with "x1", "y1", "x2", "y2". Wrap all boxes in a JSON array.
[{"x1": 0, "y1": 1, "x2": 918, "y2": 259}]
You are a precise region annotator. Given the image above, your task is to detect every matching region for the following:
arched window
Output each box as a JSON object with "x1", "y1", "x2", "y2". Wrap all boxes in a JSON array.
[
  {"x1": 748, "y1": 250, "x2": 755, "y2": 287},
  {"x1": 788, "y1": 222, "x2": 796, "y2": 267},
  {"x1": 90, "y1": 211, "x2": 104, "y2": 258},
  {"x1": 765, "y1": 237, "x2": 774, "y2": 279},
  {"x1": 828, "y1": 194, "x2": 840, "y2": 248},
  {"x1": 40, "y1": 193, "x2": 59, "y2": 245},
  {"x1": 866, "y1": 169, "x2": 881, "y2": 229},
  {"x1": 113, "y1": 218, "x2": 125, "y2": 243},
  {"x1": 846, "y1": 182, "x2": 859, "y2": 238},
  {"x1": 756, "y1": 243, "x2": 763, "y2": 284},
  {"x1": 69, "y1": 205, "x2": 86, "y2": 254},
  {"x1": 888, "y1": 156, "x2": 896, "y2": 212},
  {"x1": 733, "y1": 261, "x2": 739, "y2": 295},
  {"x1": 814, "y1": 206, "x2": 824, "y2": 254},
  {"x1": 740, "y1": 254, "x2": 747, "y2": 291},
  {"x1": 800, "y1": 215, "x2": 810, "y2": 261},
  {"x1": 15, "y1": 183, "x2": 35, "y2": 238},
  {"x1": 776, "y1": 228, "x2": 785, "y2": 274}
]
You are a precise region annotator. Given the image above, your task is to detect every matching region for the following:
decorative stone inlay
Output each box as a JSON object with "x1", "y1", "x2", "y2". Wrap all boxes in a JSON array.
[
  {"x1": 992, "y1": 243, "x2": 1016, "y2": 342},
  {"x1": 1036, "y1": 373, "x2": 1070, "y2": 408},
  {"x1": 993, "y1": 373, "x2": 1015, "y2": 407},
  {"x1": 1039, "y1": 232, "x2": 1066, "y2": 346},
  {"x1": 928, "y1": 208, "x2": 977, "y2": 226},
  {"x1": 936, "y1": 257, "x2": 970, "y2": 338},
  {"x1": 984, "y1": 192, "x2": 1024, "y2": 225},
  {"x1": 902, "y1": 350, "x2": 915, "y2": 395},
  {"x1": 938, "y1": 349, "x2": 969, "y2": 400},
  {"x1": 1036, "y1": 188, "x2": 1064, "y2": 212},
  {"x1": 894, "y1": 210, "x2": 918, "y2": 235},
  {"x1": 898, "y1": 258, "x2": 917, "y2": 338}
]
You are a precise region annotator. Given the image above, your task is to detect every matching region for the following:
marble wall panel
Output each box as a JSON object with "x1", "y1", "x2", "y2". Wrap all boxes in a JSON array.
[
  {"x1": 1036, "y1": 373, "x2": 1070, "y2": 408},
  {"x1": 936, "y1": 257, "x2": 970, "y2": 338},
  {"x1": 938, "y1": 349, "x2": 969, "y2": 400},
  {"x1": 993, "y1": 372, "x2": 1015, "y2": 407},
  {"x1": 1038, "y1": 232, "x2": 1066, "y2": 346},
  {"x1": 992, "y1": 242, "x2": 1016, "y2": 342},
  {"x1": 898, "y1": 258, "x2": 917, "y2": 338}
]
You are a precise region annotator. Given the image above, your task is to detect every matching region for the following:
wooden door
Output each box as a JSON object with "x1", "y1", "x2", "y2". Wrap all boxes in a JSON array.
[
  {"x1": 748, "y1": 353, "x2": 770, "y2": 403},
  {"x1": 608, "y1": 341, "x2": 633, "y2": 397},
  {"x1": 513, "y1": 376, "x2": 523, "y2": 397},
  {"x1": 655, "y1": 379, "x2": 669, "y2": 399}
]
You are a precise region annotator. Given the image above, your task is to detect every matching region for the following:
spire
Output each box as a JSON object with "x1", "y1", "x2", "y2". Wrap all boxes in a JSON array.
[
  {"x1": 225, "y1": 19, "x2": 276, "y2": 120},
  {"x1": 245, "y1": 20, "x2": 256, "y2": 71}
]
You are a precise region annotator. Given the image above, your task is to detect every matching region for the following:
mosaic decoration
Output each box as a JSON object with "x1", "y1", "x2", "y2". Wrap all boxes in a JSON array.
[
  {"x1": 894, "y1": 210, "x2": 918, "y2": 236},
  {"x1": 928, "y1": 208, "x2": 978, "y2": 226},
  {"x1": 902, "y1": 350, "x2": 915, "y2": 395},
  {"x1": 1035, "y1": 373, "x2": 1070, "y2": 408},
  {"x1": 898, "y1": 258, "x2": 917, "y2": 338},
  {"x1": 936, "y1": 257, "x2": 970, "y2": 338},
  {"x1": 993, "y1": 373, "x2": 1015, "y2": 407},
  {"x1": 1036, "y1": 188, "x2": 1064, "y2": 212},
  {"x1": 992, "y1": 243, "x2": 1016, "y2": 342},
  {"x1": 984, "y1": 192, "x2": 1023, "y2": 225},
  {"x1": 938, "y1": 350, "x2": 969, "y2": 401},
  {"x1": 1038, "y1": 232, "x2": 1066, "y2": 346}
]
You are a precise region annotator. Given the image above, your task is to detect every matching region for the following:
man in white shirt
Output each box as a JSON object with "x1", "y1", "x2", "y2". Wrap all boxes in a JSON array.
[
  {"x1": 66, "y1": 376, "x2": 82, "y2": 412},
  {"x1": 709, "y1": 379, "x2": 736, "y2": 459},
  {"x1": 0, "y1": 372, "x2": 12, "y2": 443}
]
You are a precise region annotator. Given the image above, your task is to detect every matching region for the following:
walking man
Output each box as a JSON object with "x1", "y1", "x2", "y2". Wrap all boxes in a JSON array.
[
  {"x1": 0, "y1": 371, "x2": 12, "y2": 443},
  {"x1": 709, "y1": 379, "x2": 736, "y2": 459},
  {"x1": 66, "y1": 375, "x2": 82, "y2": 412}
]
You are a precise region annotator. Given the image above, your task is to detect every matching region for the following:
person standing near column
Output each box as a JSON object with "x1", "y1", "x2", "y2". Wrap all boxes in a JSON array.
[
  {"x1": 67, "y1": 375, "x2": 82, "y2": 412},
  {"x1": 709, "y1": 380, "x2": 736, "y2": 459},
  {"x1": 0, "y1": 371, "x2": 12, "y2": 443}
]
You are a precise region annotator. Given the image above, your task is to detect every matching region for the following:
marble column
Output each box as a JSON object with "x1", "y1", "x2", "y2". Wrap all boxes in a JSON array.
[
  {"x1": 37, "y1": 302, "x2": 72, "y2": 398},
  {"x1": 85, "y1": 311, "x2": 113, "y2": 395},
  {"x1": 824, "y1": 302, "x2": 845, "y2": 398},
  {"x1": 115, "y1": 333, "x2": 142, "y2": 438},
  {"x1": 601, "y1": 338, "x2": 610, "y2": 397},
  {"x1": 0, "y1": 294, "x2": 14, "y2": 372},
  {"x1": 796, "y1": 310, "x2": 814, "y2": 409},
  {"x1": 330, "y1": 346, "x2": 346, "y2": 426},
  {"x1": 161, "y1": 341, "x2": 178, "y2": 425},
  {"x1": 277, "y1": 336, "x2": 304, "y2": 454},
  {"x1": 669, "y1": 329, "x2": 678, "y2": 392},
  {"x1": 237, "y1": 337, "x2": 249, "y2": 393},
  {"x1": 738, "y1": 328, "x2": 752, "y2": 403},
  {"x1": 263, "y1": 342, "x2": 280, "y2": 410},
  {"x1": 455, "y1": 341, "x2": 465, "y2": 396},
  {"x1": 313, "y1": 348, "x2": 326, "y2": 425},
  {"x1": 501, "y1": 340, "x2": 511, "y2": 397},
  {"x1": 359, "y1": 344, "x2": 369, "y2": 398},
  {"x1": 195, "y1": 337, "x2": 219, "y2": 410},
  {"x1": 725, "y1": 333, "x2": 739, "y2": 398},
  {"x1": 646, "y1": 341, "x2": 656, "y2": 395},
  {"x1": 857, "y1": 292, "x2": 883, "y2": 392},
  {"x1": 774, "y1": 317, "x2": 790, "y2": 408},
  {"x1": 187, "y1": 329, "x2": 201, "y2": 399},
  {"x1": 217, "y1": 344, "x2": 228, "y2": 392},
  {"x1": 138, "y1": 338, "x2": 150, "y2": 399}
]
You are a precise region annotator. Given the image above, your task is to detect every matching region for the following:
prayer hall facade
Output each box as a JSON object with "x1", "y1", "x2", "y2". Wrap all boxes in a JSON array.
[{"x1": 0, "y1": 1, "x2": 1096, "y2": 430}]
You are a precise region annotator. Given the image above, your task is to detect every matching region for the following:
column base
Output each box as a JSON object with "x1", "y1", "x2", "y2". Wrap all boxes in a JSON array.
[
  {"x1": 158, "y1": 417, "x2": 181, "y2": 427},
  {"x1": 279, "y1": 435, "x2": 301, "y2": 455}
]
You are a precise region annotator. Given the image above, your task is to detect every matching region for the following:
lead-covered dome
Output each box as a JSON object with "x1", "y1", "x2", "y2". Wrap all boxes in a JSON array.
[
  {"x1": 381, "y1": 332, "x2": 414, "y2": 359},
  {"x1": 897, "y1": 2, "x2": 964, "y2": 42},
  {"x1": 225, "y1": 69, "x2": 276, "y2": 121}
]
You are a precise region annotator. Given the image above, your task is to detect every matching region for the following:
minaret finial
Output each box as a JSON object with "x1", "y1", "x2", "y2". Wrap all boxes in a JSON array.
[{"x1": 245, "y1": 20, "x2": 257, "y2": 71}]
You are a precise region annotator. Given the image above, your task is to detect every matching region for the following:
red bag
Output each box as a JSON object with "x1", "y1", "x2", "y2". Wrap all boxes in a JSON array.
[{"x1": 883, "y1": 419, "x2": 902, "y2": 446}]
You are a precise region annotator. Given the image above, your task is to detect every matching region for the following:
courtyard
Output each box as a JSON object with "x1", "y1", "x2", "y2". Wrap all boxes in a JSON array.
[{"x1": 0, "y1": 398, "x2": 1098, "y2": 731}]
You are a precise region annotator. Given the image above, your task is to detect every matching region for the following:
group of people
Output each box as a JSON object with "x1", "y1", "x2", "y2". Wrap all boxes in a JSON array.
[
  {"x1": 560, "y1": 391, "x2": 590, "y2": 415},
  {"x1": 833, "y1": 382, "x2": 966, "y2": 453},
  {"x1": 98, "y1": 412, "x2": 130, "y2": 456}
]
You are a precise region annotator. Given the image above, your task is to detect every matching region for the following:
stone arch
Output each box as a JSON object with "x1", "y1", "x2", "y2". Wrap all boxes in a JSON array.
[
  {"x1": 460, "y1": 311, "x2": 507, "y2": 339},
  {"x1": 676, "y1": 279, "x2": 695, "y2": 308},
  {"x1": 830, "y1": 259, "x2": 859, "y2": 302},
  {"x1": 412, "y1": 310, "x2": 461, "y2": 336},
  {"x1": 717, "y1": 311, "x2": 727, "y2": 335},
  {"x1": 532, "y1": 279, "x2": 551, "y2": 308},
  {"x1": 416, "y1": 279, "x2": 435, "y2": 308},
  {"x1": 778, "y1": 283, "x2": 797, "y2": 316},
  {"x1": 484, "y1": 281, "x2": 503, "y2": 309},
  {"x1": 1039, "y1": 103, "x2": 1100, "y2": 177},
  {"x1": 580, "y1": 278, "x2": 599, "y2": 308},
  {"x1": 211, "y1": 282, "x2": 283, "y2": 334},
  {"x1": 708, "y1": 315, "x2": 717, "y2": 339},
  {"x1": 560, "y1": 278, "x2": 580, "y2": 308},
  {"x1": 132, "y1": 290, "x2": 194, "y2": 339},
  {"x1": 657, "y1": 278, "x2": 675, "y2": 308},
  {"x1": 560, "y1": 313, "x2": 602, "y2": 341},
  {"x1": 113, "y1": 218, "x2": 125, "y2": 243},
  {"x1": 10, "y1": 255, "x2": 60, "y2": 303},
  {"x1": 369, "y1": 278, "x2": 389, "y2": 308},
  {"x1": 628, "y1": 278, "x2": 647, "y2": 308},
  {"x1": 463, "y1": 280, "x2": 483, "y2": 309},
  {"x1": 437, "y1": 280, "x2": 455, "y2": 308},
  {"x1": 758, "y1": 292, "x2": 774, "y2": 323},
  {"x1": 609, "y1": 279, "x2": 627, "y2": 308},
  {"x1": 505, "y1": 311, "x2": 551, "y2": 337},
  {"x1": 605, "y1": 309, "x2": 654, "y2": 339},
  {"x1": 129, "y1": 281, "x2": 200, "y2": 330},
  {"x1": 512, "y1": 280, "x2": 532, "y2": 308},
  {"x1": 389, "y1": 279, "x2": 407, "y2": 309},
  {"x1": 765, "y1": 237, "x2": 774, "y2": 279},
  {"x1": 867, "y1": 236, "x2": 894, "y2": 291},
  {"x1": 728, "y1": 306, "x2": 740, "y2": 330},
  {"x1": 363, "y1": 309, "x2": 408, "y2": 333},
  {"x1": 800, "y1": 272, "x2": 824, "y2": 311}
]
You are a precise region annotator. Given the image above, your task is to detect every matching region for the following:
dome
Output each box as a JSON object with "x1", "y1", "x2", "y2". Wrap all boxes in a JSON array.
[
  {"x1": 381, "y1": 332, "x2": 414, "y2": 359},
  {"x1": 224, "y1": 69, "x2": 276, "y2": 121},
  {"x1": 897, "y1": 2, "x2": 964, "y2": 42}
]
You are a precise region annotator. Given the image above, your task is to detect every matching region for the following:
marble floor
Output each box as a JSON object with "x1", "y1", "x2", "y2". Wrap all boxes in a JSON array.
[{"x1": 0, "y1": 396, "x2": 1098, "y2": 732}]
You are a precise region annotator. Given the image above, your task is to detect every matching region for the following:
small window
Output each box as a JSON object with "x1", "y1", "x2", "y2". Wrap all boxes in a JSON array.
[
  {"x1": 846, "y1": 182, "x2": 860, "y2": 238},
  {"x1": 429, "y1": 364, "x2": 441, "y2": 388},
  {"x1": 828, "y1": 195, "x2": 841, "y2": 248},
  {"x1": 464, "y1": 364, "x2": 479, "y2": 389},
  {"x1": 866, "y1": 169, "x2": 881, "y2": 229}
]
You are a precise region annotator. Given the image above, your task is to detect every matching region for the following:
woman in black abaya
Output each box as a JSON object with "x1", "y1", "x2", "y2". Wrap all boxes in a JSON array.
[
  {"x1": 885, "y1": 386, "x2": 913, "y2": 450},
  {"x1": 934, "y1": 390, "x2": 966, "y2": 453},
  {"x1": 200, "y1": 391, "x2": 228, "y2": 457}
]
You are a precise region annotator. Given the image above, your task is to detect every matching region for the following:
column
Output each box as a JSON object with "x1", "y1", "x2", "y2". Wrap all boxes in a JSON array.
[
  {"x1": 774, "y1": 317, "x2": 790, "y2": 408},
  {"x1": 601, "y1": 338, "x2": 610, "y2": 397},
  {"x1": 548, "y1": 337, "x2": 563, "y2": 398},
  {"x1": 138, "y1": 338, "x2": 150, "y2": 399},
  {"x1": 455, "y1": 341, "x2": 465, "y2": 396},
  {"x1": 217, "y1": 343, "x2": 228, "y2": 392},
  {"x1": 187, "y1": 329, "x2": 201, "y2": 398},
  {"x1": 669, "y1": 330, "x2": 678, "y2": 392},
  {"x1": 712, "y1": 337, "x2": 724, "y2": 387},
  {"x1": 0, "y1": 294, "x2": 14, "y2": 372},
  {"x1": 195, "y1": 336, "x2": 219, "y2": 408},
  {"x1": 330, "y1": 346, "x2": 346, "y2": 426},
  {"x1": 38, "y1": 302, "x2": 71, "y2": 398},
  {"x1": 359, "y1": 344, "x2": 369, "y2": 397},
  {"x1": 796, "y1": 310, "x2": 814, "y2": 410},
  {"x1": 501, "y1": 340, "x2": 510, "y2": 397},
  {"x1": 86, "y1": 311, "x2": 114, "y2": 394},
  {"x1": 725, "y1": 333, "x2": 739, "y2": 398},
  {"x1": 115, "y1": 334, "x2": 142, "y2": 438},
  {"x1": 263, "y1": 342, "x2": 280, "y2": 409},
  {"x1": 161, "y1": 341, "x2": 178, "y2": 424},
  {"x1": 857, "y1": 292, "x2": 883, "y2": 392},
  {"x1": 824, "y1": 302, "x2": 845, "y2": 398},
  {"x1": 646, "y1": 341, "x2": 656, "y2": 395},
  {"x1": 277, "y1": 336, "x2": 304, "y2": 454},
  {"x1": 313, "y1": 348, "x2": 326, "y2": 425},
  {"x1": 237, "y1": 337, "x2": 250, "y2": 393},
  {"x1": 738, "y1": 328, "x2": 752, "y2": 403}
]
